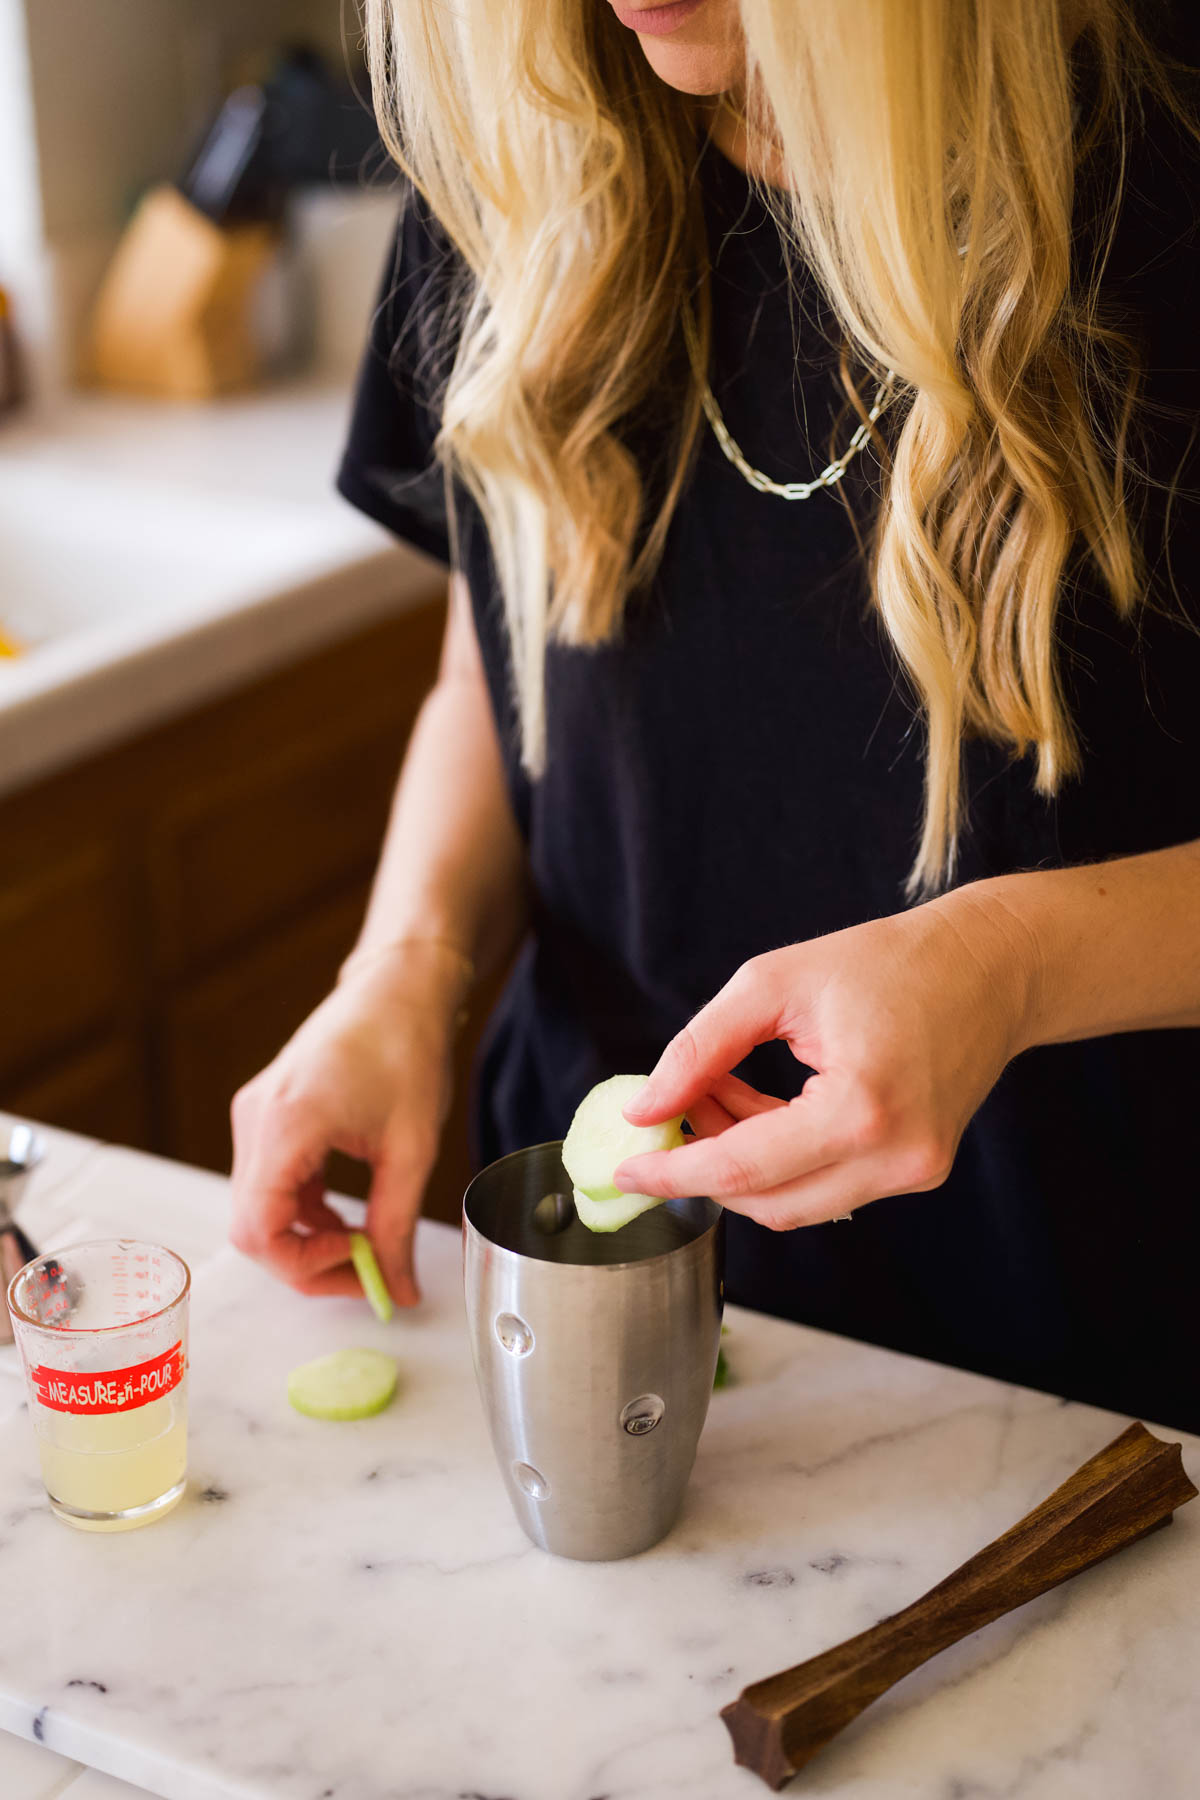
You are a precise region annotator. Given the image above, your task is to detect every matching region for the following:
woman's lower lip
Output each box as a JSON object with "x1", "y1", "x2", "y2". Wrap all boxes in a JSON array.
[{"x1": 610, "y1": 0, "x2": 706, "y2": 38}]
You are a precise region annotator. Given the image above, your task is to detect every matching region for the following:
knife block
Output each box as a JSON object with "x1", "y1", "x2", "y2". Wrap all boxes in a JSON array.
[{"x1": 84, "y1": 184, "x2": 278, "y2": 400}]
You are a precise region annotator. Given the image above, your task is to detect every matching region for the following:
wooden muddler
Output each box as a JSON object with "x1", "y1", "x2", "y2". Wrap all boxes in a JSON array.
[{"x1": 721, "y1": 1421, "x2": 1197, "y2": 1789}]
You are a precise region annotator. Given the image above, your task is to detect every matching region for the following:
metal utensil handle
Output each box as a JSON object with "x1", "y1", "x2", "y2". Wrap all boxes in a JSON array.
[
  {"x1": 722, "y1": 1421, "x2": 1198, "y2": 1790},
  {"x1": 8, "y1": 1221, "x2": 38, "y2": 1266},
  {"x1": 0, "y1": 1229, "x2": 28, "y2": 1345}
]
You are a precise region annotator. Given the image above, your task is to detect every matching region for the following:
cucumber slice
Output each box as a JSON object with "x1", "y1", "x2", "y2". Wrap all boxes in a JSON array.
[
  {"x1": 562, "y1": 1074, "x2": 685, "y2": 1203},
  {"x1": 287, "y1": 1348, "x2": 398, "y2": 1421},
  {"x1": 571, "y1": 1186, "x2": 666, "y2": 1234},
  {"x1": 350, "y1": 1232, "x2": 393, "y2": 1323}
]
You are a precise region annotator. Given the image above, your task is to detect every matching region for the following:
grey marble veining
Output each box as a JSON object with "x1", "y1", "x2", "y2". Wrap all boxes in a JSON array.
[{"x1": 0, "y1": 1133, "x2": 1197, "y2": 1800}]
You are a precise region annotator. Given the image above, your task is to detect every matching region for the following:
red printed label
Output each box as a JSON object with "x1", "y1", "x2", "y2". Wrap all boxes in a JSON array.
[{"x1": 29, "y1": 1342, "x2": 185, "y2": 1415}]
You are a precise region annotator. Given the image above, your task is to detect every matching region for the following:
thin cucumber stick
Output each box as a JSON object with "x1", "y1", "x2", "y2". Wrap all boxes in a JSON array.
[{"x1": 350, "y1": 1231, "x2": 394, "y2": 1323}]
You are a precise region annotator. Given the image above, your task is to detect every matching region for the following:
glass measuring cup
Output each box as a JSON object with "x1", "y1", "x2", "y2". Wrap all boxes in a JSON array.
[{"x1": 7, "y1": 1239, "x2": 190, "y2": 1531}]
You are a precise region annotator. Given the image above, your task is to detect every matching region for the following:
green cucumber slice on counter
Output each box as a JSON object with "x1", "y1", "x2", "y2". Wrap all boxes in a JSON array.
[
  {"x1": 350, "y1": 1232, "x2": 393, "y2": 1323},
  {"x1": 287, "y1": 1348, "x2": 398, "y2": 1421},
  {"x1": 562, "y1": 1074, "x2": 685, "y2": 1213},
  {"x1": 571, "y1": 1186, "x2": 667, "y2": 1234}
]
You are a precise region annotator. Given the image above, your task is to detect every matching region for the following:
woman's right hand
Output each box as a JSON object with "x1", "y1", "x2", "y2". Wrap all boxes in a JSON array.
[{"x1": 229, "y1": 943, "x2": 466, "y2": 1308}]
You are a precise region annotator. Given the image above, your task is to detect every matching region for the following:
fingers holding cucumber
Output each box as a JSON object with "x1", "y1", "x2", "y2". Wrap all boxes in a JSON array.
[{"x1": 562, "y1": 1074, "x2": 687, "y2": 1234}]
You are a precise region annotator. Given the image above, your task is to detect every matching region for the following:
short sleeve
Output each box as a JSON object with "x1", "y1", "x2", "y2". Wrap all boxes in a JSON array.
[{"x1": 336, "y1": 183, "x2": 465, "y2": 566}]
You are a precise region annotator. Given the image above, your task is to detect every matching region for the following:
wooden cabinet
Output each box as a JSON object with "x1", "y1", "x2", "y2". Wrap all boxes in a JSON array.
[
  {"x1": 5, "y1": 1035, "x2": 151, "y2": 1149},
  {"x1": 0, "y1": 841, "x2": 132, "y2": 1075},
  {"x1": 0, "y1": 593, "x2": 492, "y2": 1228},
  {"x1": 161, "y1": 888, "x2": 367, "y2": 1171}
]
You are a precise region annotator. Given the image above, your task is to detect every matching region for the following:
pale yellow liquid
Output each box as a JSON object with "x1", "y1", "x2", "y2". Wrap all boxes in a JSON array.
[{"x1": 34, "y1": 1388, "x2": 187, "y2": 1531}]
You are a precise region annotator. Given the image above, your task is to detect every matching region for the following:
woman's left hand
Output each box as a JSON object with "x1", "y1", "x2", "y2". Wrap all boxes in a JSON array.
[{"x1": 614, "y1": 889, "x2": 1043, "y2": 1229}]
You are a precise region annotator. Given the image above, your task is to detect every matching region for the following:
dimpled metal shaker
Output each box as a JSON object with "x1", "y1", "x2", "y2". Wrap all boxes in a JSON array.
[{"x1": 463, "y1": 1142, "x2": 724, "y2": 1561}]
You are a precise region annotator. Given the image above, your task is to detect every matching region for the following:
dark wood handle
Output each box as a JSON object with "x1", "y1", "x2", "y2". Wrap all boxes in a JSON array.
[{"x1": 722, "y1": 1421, "x2": 1197, "y2": 1790}]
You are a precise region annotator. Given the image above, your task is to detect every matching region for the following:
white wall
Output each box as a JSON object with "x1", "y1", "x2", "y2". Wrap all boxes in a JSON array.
[{"x1": 0, "y1": 0, "x2": 54, "y2": 397}]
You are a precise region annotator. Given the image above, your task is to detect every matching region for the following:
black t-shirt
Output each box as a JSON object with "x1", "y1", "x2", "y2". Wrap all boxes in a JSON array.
[{"x1": 338, "y1": 98, "x2": 1200, "y2": 1431}]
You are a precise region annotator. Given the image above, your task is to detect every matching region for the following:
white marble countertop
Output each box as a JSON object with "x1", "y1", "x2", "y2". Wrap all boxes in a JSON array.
[
  {"x1": 1, "y1": 1114, "x2": 1198, "y2": 1800},
  {"x1": 0, "y1": 382, "x2": 446, "y2": 799}
]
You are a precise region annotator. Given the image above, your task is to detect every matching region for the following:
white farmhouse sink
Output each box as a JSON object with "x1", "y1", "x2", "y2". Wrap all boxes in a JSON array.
[
  {"x1": 0, "y1": 463, "x2": 342, "y2": 653},
  {"x1": 0, "y1": 383, "x2": 444, "y2": 797}
]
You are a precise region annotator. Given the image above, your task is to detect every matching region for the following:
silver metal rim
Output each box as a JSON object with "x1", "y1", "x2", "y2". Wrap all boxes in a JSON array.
[{"x1": 462, "y1": 1141, "x2": 721, "y2": 1272}]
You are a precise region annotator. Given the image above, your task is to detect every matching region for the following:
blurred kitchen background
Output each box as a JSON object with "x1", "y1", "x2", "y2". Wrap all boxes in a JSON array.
[{"x1": 0, "y1": 2, "x2": 473, "y2": 1223}]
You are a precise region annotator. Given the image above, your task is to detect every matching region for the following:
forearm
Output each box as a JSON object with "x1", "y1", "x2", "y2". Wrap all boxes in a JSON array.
[
  {"x1": 349, "y1": 578, "x2": 529, "y2": 1003},
  {"x1": 942, "y1": 838, "x2": 1200, "y2": 1051}
]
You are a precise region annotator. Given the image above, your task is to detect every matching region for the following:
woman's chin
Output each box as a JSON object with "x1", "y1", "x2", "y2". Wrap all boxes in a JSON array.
[
  {"x1": 611, "y1": 0, "x2": 742, "y2": 96},
  {"x1": 647, "y1": 42, "x2": 741, "y2": 93},
  {"x1": 639, "y1": 39, "x2": 742, "y2": 94}
]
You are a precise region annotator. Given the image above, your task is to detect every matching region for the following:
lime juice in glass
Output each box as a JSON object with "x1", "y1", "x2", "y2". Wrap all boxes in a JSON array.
[{"x1": 7, "y1": 1239, "x2": 190, "y2": 1531}]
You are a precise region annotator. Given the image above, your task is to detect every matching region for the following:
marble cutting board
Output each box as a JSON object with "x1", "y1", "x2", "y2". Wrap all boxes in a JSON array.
[{"x1": 0, "y1": 1223, "x2": 1197, "y2": 1800}]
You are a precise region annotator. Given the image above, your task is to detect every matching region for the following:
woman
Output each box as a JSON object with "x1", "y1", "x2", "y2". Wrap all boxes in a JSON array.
[{"x1": 230, "y1": 1, "x2": 1200, "y2": 1430}]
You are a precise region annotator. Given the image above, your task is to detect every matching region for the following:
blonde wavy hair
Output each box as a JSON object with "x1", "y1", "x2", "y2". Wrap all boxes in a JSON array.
[{"x1": 365, "y1": 0, "x2": 1174, "y2": 891}]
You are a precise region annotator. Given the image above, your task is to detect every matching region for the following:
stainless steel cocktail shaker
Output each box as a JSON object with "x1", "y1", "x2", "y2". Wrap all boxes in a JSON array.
[{"x1": 463, "y1": 1142, "x2": 723, "y2": 1561}]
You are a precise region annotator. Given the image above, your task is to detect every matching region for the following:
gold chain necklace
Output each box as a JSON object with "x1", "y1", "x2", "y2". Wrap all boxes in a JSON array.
[{"x1": 681, "y1": 297, "x2": 896, "y2": 501}]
